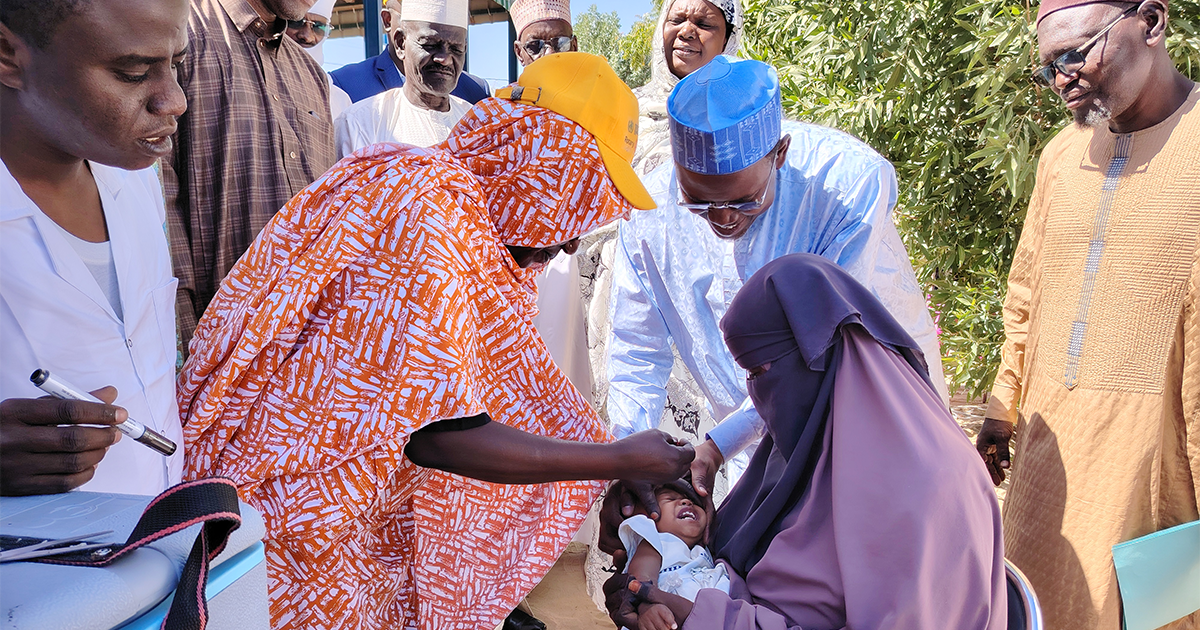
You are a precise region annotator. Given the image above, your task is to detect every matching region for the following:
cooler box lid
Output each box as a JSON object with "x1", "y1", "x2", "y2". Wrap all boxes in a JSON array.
[{"x1": 0, "y1": 490, "x2": 266, "y2": 630}]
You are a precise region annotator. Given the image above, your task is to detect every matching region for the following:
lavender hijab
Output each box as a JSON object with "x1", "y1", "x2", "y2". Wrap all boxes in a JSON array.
[
  {"x1": 691, "y1": 253, "x2": 1006, "y2": 629},
  {"x1": 712, "y1": 253, "x2": 931, "y2": 575}
]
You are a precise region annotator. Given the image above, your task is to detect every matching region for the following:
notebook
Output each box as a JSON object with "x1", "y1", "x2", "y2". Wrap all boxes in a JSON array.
[{"x1": 1112, "y1": 520, "x2": 1200, "y2": 630}]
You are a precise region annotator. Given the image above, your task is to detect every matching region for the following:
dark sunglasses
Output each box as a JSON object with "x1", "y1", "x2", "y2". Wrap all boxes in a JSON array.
[
  {"x1": 286, "y1": 18, "x2": 330, "y2": 36},
  {"x1": 522, "y1": 36, "x2": 574, "y2": 57},
  {"x1": 1032, "y1": 4, "x2": 1138, "y2": 87}
]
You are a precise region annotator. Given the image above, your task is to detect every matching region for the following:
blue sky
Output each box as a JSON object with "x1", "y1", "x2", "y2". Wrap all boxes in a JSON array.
[{"x1": 324, "y1": 1, "x2": 657, "y2": 89}]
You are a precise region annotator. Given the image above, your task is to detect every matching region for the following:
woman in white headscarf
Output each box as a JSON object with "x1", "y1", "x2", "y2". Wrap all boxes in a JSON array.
[
  {"x1": 631, "y1": 0, "x2": 742, "y2": 176},
  {"x1": 581, "y1": 0, "x2": 744, "y2": 471}
]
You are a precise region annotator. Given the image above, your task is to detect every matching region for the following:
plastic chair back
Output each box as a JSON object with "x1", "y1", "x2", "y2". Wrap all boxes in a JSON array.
[{"x1": 1005, "y1": 559, "x2": 1044, "y2": 630}]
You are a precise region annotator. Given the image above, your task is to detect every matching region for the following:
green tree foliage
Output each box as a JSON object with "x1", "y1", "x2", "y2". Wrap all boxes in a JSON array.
[
  {"x1": 574, "y1": 6, "x2": 623, "y2": 67},
  {"x1": 619, "y1": 8, "x2": 658, "y2": 86},
  {"x1": 741, "y1": 0, "x2": 1200, "y2": 397},
  {"x1": 574, "y1": 3, "x2": 662, "y2": 88}
]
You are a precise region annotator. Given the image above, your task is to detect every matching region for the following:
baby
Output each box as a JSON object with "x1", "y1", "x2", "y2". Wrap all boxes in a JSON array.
[{"x1": 619, "y1": 479, "x2": 730, "y2": 630}]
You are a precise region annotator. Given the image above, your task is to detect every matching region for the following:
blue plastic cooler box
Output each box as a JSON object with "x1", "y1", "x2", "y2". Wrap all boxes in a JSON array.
[{"x1": 0, "y1": 491, "x2": 269, "y2": 630}]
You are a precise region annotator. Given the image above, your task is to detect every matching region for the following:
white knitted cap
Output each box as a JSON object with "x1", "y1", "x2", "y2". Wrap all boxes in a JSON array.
[
  {"x1": 400, "y1": 0, "x2": 469, "y2": 28},
  {"x1": 510, "y1": 0, "x2": 572, "y2": 37},
  {"x1": 310, "y1": 0, "x2": 337, "y2": 20}
]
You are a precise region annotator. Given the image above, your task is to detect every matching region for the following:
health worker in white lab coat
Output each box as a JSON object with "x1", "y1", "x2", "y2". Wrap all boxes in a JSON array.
[{"x1": 0, "y1": 0, "x2": 188, "y2": 496}]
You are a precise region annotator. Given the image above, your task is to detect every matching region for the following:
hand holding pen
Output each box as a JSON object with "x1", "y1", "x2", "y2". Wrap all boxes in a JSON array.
[
  {"x1": 0, "y1": 385, "x2": 125, "y2": 496},
  {"x1": 30, "y1": 370, "x2": 176, "y2": 457}
]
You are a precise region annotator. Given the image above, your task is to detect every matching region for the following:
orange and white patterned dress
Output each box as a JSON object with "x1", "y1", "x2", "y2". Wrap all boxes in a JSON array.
[{"x1": 179, "y1": 99, "x2": 637, "y2": 629}]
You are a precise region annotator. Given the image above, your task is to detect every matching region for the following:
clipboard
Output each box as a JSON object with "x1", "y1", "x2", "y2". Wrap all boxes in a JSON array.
[{"x1": 1112, "y1": 520, "x2": 1200, "y2": 630}]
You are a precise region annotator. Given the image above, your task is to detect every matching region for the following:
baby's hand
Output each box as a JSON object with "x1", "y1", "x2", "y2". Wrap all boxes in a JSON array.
[{"x1": 637, "y1": 603, "x2": 677, "y2": 630}]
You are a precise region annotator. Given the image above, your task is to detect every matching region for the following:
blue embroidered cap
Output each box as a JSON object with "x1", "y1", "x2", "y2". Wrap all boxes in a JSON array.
[{"x1": 667, "y1": 56, "x2": 783, "y2": 175}]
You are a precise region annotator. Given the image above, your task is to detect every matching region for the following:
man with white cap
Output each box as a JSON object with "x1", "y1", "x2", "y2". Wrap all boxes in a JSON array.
[
  {"x1": 601, "y1": 56, "x2": 947, "y2": 519},
  {"x1": 285, "y1": 0, "x2": 353, "y2": 119},
  {"x1": 511, "y1": 0, "x2": 577, "y2": 67},
  {"x1": 283, "y1": 0, "x2": 331, "y2": 52},
  {"x1": 333, "y1": 0, "x2": 471, "y2": 156},
  {"x1": 329, "y1": 0, "x2": 490, "y2": 106}
]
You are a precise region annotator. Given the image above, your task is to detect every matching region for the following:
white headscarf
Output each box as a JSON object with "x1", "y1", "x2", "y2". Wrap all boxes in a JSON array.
[{"x1": 631, "y1": 0, "x2": 743, "y2": 175}]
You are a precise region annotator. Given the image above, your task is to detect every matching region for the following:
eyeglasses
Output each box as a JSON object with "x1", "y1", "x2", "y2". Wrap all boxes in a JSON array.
[
  {"x1": 678, "y1": 167, "x2": 776, "y2": 215},
  {"x1": 522, "y1": 36, "x2": 574, "y2": 58},
  {"x1": 1032, "y1": 4, "x2": 1138, "y2": 87},
  {"x1": 286, "y1": 18, "x2": 330, "y2": 37}
]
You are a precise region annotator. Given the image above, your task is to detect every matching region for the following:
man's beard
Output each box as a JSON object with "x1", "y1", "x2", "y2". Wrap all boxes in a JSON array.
[
  {"x1": 1074, "y1": 100, "x2": 1114, "y2": 128},
  {"x1": 1070, "y1": 86, "x2": 1129, "y2": 129}
]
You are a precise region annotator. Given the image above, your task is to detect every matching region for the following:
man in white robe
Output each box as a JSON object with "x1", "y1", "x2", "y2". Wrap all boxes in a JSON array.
[{"x1": 334, "y1": 0, "x2": 471, "y2": 156}]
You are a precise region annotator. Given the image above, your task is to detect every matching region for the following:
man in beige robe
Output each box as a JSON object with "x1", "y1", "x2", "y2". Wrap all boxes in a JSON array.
[{"x1": 975, "y1": 0, "x2": 1199, "y2": 628}]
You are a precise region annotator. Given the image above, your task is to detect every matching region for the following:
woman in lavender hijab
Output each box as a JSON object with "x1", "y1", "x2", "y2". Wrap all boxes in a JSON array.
[{"x1": 606, "y1": 254, "x2": 1007, "y2": 630}]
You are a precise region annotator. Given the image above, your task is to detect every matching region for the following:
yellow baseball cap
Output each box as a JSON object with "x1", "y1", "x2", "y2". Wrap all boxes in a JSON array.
[{"x1": 495, "y1": 52, "x2": 655, "y2": 210}]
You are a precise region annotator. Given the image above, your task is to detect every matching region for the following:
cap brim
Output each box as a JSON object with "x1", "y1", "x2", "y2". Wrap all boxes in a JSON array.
[{"x1": 596, "y1": 142, "x2": 656, "y2": 211}]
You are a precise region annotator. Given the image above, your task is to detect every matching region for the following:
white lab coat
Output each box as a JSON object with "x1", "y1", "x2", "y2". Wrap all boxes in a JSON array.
[{"x1": 0, "y1": 161, "x2": 184, "y2": 495}]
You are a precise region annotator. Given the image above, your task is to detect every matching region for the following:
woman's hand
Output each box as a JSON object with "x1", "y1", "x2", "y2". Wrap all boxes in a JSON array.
[
  {"x1": 615, "y1": 430, "x2": 695, "y2": 484},
  {"x1": 405, "y1": 421, "x2": 692, "y2": 485},
  {"x1": 604, "y1": 572, "x2": 641, "y2": 629},
  {"x1": 614, "y1": 578, "x2": 694, "y2": 629},
  {"x1": 598, "y1": 481, "x2": 642, "y2": 569},
  {"x1": 689, "y1": 438, "x2": 724, "y2": 499},
  {"x1": 598, "y1": 432, "x2": 696, "y2": 558}
]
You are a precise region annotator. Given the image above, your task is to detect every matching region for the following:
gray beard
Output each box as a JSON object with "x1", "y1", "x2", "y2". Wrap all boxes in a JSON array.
[{"x1": 1073, "y1": 99, "x2": 1114, "y2": 128}]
